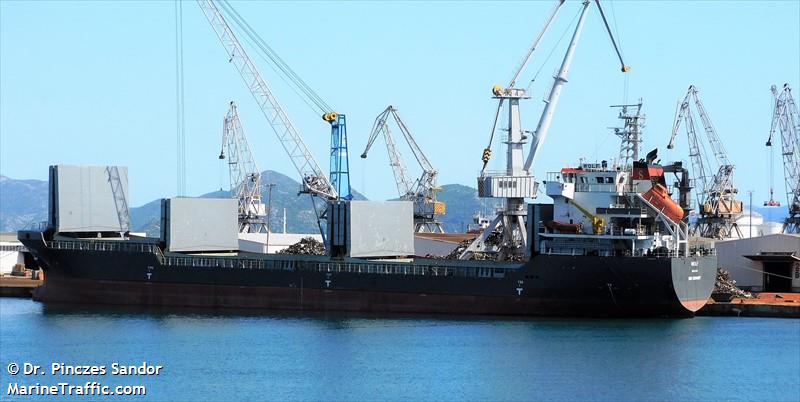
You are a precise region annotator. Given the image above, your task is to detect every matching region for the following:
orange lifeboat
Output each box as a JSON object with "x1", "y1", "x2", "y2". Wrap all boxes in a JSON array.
[{"x1": 641, "y1": 184, "x2": 684, "y2": 223}]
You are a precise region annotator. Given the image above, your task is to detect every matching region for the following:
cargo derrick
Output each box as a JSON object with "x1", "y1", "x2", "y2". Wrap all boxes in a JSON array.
[
  {"x1": 361, "y1": 106, "x2": 446, "y2": 233},
  {"x1": 461, "y1": 0, "x2": 629, "y2": 260},
  {"x1": 766, "y1": 84, "x2": 800, "y2": 233},
  {"x1": 668, "y1": 85, "x2": 742, "y2": 239}
]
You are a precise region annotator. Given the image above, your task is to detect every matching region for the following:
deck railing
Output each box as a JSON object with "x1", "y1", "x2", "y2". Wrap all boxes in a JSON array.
[
  {"x1": 161, "y1": 255, "x2": 506, "y2": 280},
  {"x1": 50, "y1": 240, "x2": 160, "y2": 254},
  {"x1": 48, "y1": 240, "x2": 511, "y2": 280}
]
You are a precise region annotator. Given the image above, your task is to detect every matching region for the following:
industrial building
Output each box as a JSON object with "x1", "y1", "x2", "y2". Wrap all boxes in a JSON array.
[
  {"x1": 716, "y1": 234, "x2": 800, "y2": 292},
  {"x1": 0, "y1": 232, "x2": 27, "y2": 275}
]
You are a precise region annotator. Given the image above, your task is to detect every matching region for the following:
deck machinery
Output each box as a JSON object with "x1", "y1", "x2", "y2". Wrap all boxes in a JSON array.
[
  {"x1": 460, "y1": 0, "x2": 629, "y2": 260},
  {"x1": 767, "y1": 83, "x2": 800, "y2": 234}
]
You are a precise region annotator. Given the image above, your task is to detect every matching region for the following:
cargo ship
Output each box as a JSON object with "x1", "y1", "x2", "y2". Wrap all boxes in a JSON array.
[
  {"x1": 17, "y1": 230, "x2": 715, "y2": 317},
  {"x1": 19, "y1": 227, "x2": 715, "y2": 317},
  {"x1": 18, "y1": 118, "x2": 716, "y2": 318}
]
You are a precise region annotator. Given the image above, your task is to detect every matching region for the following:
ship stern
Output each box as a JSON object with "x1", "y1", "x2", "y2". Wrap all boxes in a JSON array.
[{"x1": 670, "y1": 254, "x2": 716, "y2": 313}]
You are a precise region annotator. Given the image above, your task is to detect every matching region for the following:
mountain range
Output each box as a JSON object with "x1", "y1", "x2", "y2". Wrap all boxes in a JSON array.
[
  {"x1": 0, "y1": 171, "x2": 483, "y2": 236},
  {"x1": 2, "y1": 171, "x2": 788, "y2": 236}
]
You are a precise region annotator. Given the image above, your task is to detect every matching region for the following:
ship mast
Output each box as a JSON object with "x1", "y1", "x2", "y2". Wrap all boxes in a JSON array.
[{"x1": 610, "y1": 101, "x2": 645, "y2": 168}]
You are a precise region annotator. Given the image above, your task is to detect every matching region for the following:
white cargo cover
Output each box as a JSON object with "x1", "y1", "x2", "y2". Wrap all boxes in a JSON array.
[
  {"x1": 49, "y1": 165, "x2": 129, "y2": 233},
  {"x1": 162, "y1": 198, "x2": 238, "y2": 252}
]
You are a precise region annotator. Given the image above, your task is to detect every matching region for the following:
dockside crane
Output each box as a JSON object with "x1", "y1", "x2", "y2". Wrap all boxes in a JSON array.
[
  {"x1": 197, "y1": 0, "x2": 350, "y2": 241},
  {"x1": 668, "y1": 85, "x2": 742, "y2": 239},
  {"x1": 106, "y1": 166, "x2": 131, "y2": 235},
  {"x1": 219, "y1": 101, "x2": 268, "y2": 233},
  {"x1": 767, "y1": 83, "x2": 800, "y2": 233},
  {"x1": 361, "y1": 106, "x2": 446, "y2": 233},
  {"x1": 460, "y1": 0, "x2": 629, "y2": 260}
]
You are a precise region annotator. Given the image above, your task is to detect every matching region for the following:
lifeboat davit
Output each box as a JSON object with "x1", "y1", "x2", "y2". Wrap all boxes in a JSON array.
[{"x1": 641, "y1": 184, "x2": 684, "y2": 223}]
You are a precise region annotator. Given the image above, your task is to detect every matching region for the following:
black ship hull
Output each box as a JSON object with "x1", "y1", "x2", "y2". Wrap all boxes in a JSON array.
[{"x1": 19, "y1": 231, "x2": 716, "y2": 317}]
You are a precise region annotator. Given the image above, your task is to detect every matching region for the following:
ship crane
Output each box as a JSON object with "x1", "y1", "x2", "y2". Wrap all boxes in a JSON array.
[
  {"x1": 219, "y1": 101, "x2": 268, "y2": 233},
  {"x1": 460, "y1": 0, "x2": 629, "y2": 260},
  {"x1": 668, "y1": 85, "x2": 742, "y2": 239},
  {"x1": 361, "y1": 106, "x2": 446, "y2": 233},
  {"x1": 197, "y1": 0, "x2": 351, "y2": 241},
  {"x1": 766, "y1": 83, "x2": 800, "y2": 233}
]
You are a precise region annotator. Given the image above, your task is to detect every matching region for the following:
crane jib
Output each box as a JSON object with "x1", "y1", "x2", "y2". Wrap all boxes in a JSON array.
[{"x1": 197, "y1": 0, "x2": 338, "y2": 201}]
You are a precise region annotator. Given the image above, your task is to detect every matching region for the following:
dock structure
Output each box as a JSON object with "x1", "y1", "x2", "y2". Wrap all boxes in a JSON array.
[
  {"x1": 715, "y1": 233, "x2": 800, "y2": 293},
  {"x1": 0, "y1": 276, "x2": 42, "y2": 298},
  {"x1": 699, "y1": 293, "x2": 800, "y2": 318}
]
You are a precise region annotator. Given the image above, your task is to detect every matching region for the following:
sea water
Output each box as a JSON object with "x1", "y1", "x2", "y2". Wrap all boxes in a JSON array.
[{"x1": 1, "y1": 298, "x2": 798, "y2": 401}]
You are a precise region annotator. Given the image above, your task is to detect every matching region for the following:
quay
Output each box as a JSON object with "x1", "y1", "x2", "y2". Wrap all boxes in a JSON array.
[{"x1": 698, "y1": 293, "x2": 800, "y2": 318}]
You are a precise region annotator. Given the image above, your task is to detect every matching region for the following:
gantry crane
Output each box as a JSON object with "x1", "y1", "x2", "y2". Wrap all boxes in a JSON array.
[
  {"x1": 767, "y1": 83, "x2": 800, "y2": 233},
  {"x1": 219, "y1": 101, "x2": 268, "y2": 233},
  {"x1": 197, "y1": 0, "x2": 350, "y2": 240},
  {"x1": 668, "y1": 85, "x2": 742, "y2": 239},
  {"x1": 361, "y1": 106, "x2": 446, "y2": 233},
  {"x1": 460, "y1": 0, "x2": 629, "y2": 260}
]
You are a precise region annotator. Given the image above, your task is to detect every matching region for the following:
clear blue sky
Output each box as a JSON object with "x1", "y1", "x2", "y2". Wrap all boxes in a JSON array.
[{"x1": 1, "y1": 1, "x2": 799, "y2": 208}]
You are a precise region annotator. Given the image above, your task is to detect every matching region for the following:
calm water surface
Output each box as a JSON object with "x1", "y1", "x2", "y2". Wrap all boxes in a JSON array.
[{"x1": 1, "y1": 298, "x2": 798, "y2": 401}]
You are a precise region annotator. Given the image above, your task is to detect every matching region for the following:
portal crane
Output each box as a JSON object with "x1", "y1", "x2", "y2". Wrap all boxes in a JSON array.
[
  {"x1": 219, "y1": 101, "x2": 268, "y2": 233},
  {"x1": 460, "y1": 0, "x2": 629, "y2": 260},
  {"x1": 105, "y1": 166, "x2": 130, "y2": 235},
  {"x1": 767, "y1": 83, "x2": 800, "y2": 233},
  {"x1": 197, "y1": 0, "x2": 350, "y2": 241},
  {"x1": 361, "y1": 106, "x2": 446, "y2": 233},
  {"x1": 668, "y1": 85, "x2": 742, "y2": 239}
]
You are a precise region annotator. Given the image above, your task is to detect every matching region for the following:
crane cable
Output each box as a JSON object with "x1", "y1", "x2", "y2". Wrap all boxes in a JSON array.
[
  {"x1": 608, "y1": 0, "x2": 629, "y2": 104},
  {"x1": 232, "y1": 22, "x2": 323, "y2": 116},
  {"x1": 218, "y1": 0, "x2": 334, "y2": 116},
  {"x1": 525, "y1": 6, "x2": 582, "y2": 93},
  {"x1": 175, "y1": 0, "x2": 186, "y2": 196}
]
